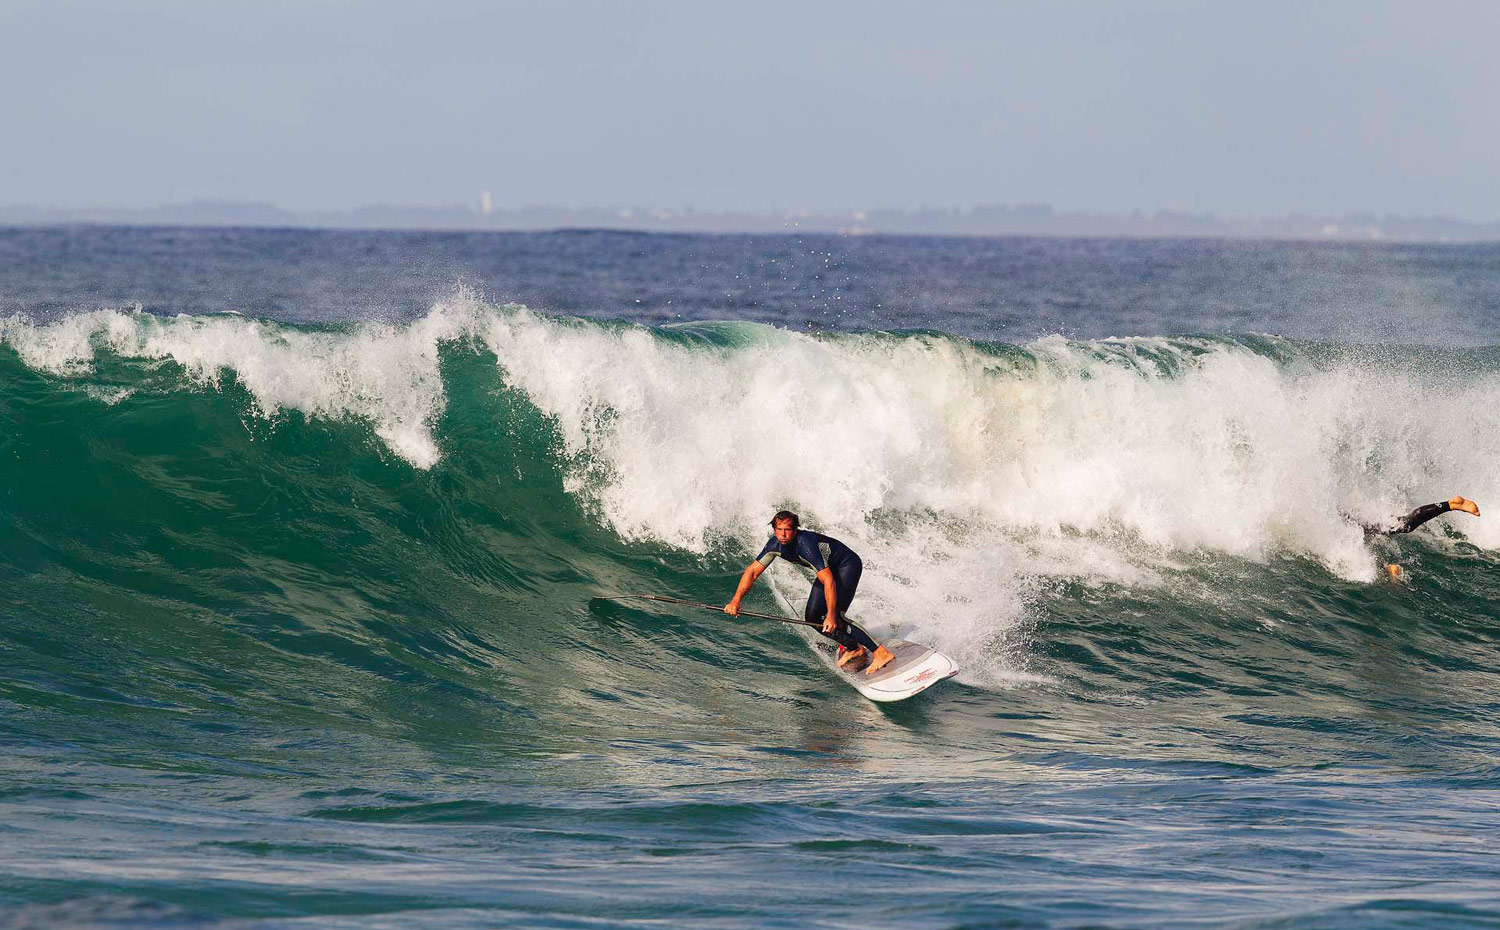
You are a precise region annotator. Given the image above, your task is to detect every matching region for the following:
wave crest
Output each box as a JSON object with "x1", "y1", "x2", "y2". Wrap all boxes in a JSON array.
[{"x1": 5, "y1": 298, "x2": 1497, "y2": 606}]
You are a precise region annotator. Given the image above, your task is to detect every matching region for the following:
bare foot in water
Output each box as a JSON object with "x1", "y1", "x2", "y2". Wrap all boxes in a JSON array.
[{"x1": 865, "y1": 645, "x2": 895, "y2": 675}]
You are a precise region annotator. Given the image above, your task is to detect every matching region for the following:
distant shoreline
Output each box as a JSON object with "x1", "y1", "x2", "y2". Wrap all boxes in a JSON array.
[{"x1": 4, "y1": 202, "x2": 1500, "y2": 243}]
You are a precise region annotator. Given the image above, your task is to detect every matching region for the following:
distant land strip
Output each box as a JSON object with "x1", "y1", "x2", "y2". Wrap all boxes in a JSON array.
[{"x1": 4, "y1": 201, "x2": 1499, "y2": 242}]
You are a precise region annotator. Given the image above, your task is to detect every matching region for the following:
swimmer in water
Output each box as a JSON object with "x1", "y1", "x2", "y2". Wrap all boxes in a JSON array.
[
  {"x1": 1362, "y1": 496, "x2": 1481, "y2": 580},
  {"x1": 1363, "y1": 496, "x2": 1481, "y2": 536}
]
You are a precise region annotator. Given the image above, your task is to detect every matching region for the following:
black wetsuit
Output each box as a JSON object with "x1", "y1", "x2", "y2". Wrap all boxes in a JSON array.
[
  {"x1": 1366, "y1": 501, "x2": 1455, "y2": 536},
  {"x1": 754, "y1": 530, "x2": 878, "y2": 653}
]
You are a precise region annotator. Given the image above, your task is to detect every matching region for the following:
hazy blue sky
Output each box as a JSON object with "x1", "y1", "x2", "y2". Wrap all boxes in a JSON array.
[{"x1": 3, "y1": 0, "x2": 1496, "y2": 217}]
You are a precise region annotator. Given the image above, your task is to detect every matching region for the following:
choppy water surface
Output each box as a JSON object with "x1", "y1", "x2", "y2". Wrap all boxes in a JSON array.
[{"x1": 2, "y1": 227, "x2": 1500, "y2": 928}]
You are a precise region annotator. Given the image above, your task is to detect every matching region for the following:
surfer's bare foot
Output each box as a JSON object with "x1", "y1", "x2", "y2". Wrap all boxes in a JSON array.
[
  {"x1": 1450, "y1": 496, "x2": 1481, "y2": 517},
  {"x1": 865, "y1": 645, "x2": 895, "y2": 675},
  {"x1": 837, "y1": 646, "x2": 868, "y2": 669}
]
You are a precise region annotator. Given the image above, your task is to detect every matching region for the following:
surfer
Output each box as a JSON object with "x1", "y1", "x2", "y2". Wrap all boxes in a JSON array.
[
  {"x1": 725, "y1": 511, "x2": 896, "y2": 675},
  {"x1": 1362, "y1": 495, "x2": 1480, "y2": 536}
]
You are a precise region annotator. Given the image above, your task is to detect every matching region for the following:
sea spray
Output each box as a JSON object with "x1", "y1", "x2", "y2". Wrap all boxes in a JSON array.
[
  {"x1": 2, "y1": 306, "x2": 467, "y2": 467},
  {"x1": 464, "y1": 302, "x2": 1500, "y2": 578}
]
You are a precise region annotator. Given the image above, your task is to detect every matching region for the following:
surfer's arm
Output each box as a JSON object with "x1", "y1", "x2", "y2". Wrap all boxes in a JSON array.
[
  {"x1": 724, "y1": 561, "x2": 766, "y2": 616},
  {"x1": 817, "y1": 567, "x2": 838, "y2": 634}
]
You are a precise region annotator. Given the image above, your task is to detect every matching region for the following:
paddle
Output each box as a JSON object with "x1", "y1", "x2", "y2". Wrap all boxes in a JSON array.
[{"x1": 614, "y1": 593, "x2": 818, "y2": 627}]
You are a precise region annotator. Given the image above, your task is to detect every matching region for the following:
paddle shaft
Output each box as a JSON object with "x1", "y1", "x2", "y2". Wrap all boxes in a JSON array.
[{"x1": 623, "y1": 593, "x2": 818, "y2": 627}]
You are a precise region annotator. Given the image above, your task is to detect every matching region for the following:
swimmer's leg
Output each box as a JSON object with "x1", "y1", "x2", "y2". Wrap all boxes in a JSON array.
[{"x1": 1391, "y1": 497, "x2": 1480, "y2": 534}]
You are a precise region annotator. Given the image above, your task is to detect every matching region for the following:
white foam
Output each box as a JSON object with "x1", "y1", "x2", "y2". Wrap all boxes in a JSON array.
[
  {"x1": 2, "y1": 305, "x2": 478, "y2": 469},
  {"x1": 467, "y1": 306, "x2": 1500, "y2": 683},
  {"x1": 471, "y1": 307, "x2": 1500, "y2": 572}
]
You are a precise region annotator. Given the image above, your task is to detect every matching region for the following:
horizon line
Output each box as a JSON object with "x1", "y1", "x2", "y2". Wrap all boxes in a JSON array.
[{"x1": 4, "y1": 200, "x2": 1500, "y2": 243}]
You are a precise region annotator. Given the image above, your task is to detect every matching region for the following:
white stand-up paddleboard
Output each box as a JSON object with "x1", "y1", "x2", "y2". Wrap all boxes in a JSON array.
[{"x1": 828, "y1": 630, "x2": 959, "y2": 702}]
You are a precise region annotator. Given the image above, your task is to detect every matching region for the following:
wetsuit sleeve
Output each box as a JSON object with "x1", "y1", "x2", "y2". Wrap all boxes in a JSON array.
[
  {"x1": 755, "y1": 538, "x2": 781, "y2": 568},
  {"x1": 1392, "y1": 501, "x2": 1452, "y2": 534}
]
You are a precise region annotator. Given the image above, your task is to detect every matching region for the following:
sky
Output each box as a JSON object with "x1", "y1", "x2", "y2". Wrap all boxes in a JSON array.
[{"x1": 3, "y1": 0, "x2": 1498, "y2": 218}]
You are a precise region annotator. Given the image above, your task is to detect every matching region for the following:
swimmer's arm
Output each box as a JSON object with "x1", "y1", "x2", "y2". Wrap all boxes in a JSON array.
[{"x1": 725, "y1": 561, "x2": 766, "y2": 616}]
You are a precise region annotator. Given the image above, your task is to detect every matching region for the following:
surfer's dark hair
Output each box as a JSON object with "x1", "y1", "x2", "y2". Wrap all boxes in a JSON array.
[{"x1": 770, "y1": 510, "x2": 800, "y2": 529}]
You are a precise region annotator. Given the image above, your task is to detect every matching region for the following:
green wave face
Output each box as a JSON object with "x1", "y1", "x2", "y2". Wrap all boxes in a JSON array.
[{"x1": 3, "y1": 302, "x2": 1500, "y2": 784}]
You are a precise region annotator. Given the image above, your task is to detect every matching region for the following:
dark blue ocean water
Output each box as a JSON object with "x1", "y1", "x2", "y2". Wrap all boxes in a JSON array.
[
  {"x1": 2, "y1": 226, "x2": 1500, "y2": 929},
  {"x1": 6, "y1": 225, "x2": 1500, "y2": 343}
]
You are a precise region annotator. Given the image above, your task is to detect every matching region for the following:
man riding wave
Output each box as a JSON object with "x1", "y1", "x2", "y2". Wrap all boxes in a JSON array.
[{"x1": 725, "y1": 510, "x2": 896, "y2": 675}]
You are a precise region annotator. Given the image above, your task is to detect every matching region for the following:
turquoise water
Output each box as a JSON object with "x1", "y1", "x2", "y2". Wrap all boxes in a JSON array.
[{"x1": 3, "y1": 230, "x2": 1500, "y2": 928}]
